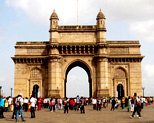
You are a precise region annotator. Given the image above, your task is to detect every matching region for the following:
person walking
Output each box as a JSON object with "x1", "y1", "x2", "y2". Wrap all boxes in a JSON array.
[
  {"x1": 15, "y1": 93, "x2": 25, "y2": 122},
  {"x1": 97, "y1": 98, "x2": 101, "y2": 111},
  {"x1": 80, "y1": 97, "x2": 85, "y2": 113},
  {"x1": 30, "y1": 95, "x2": 36, "y2": 118},
  {"x1": 64, "y1": 98, "x2": 69, "y2": 114},
  {"x1": 12, "y1": 97, "x2": 16, "y2": 119},
  {"x1": 110, "y1": 97, "x2": 116, "y2": 111},
  {"x1": 23, "y1": 97, "x2": 29, "y2": 112},
  {"x1": 0, "y1": 95, "x2": 5, "y2": 118},
  {"x1": 130, "y1": 95, "x2": 141, "y2": 119}
]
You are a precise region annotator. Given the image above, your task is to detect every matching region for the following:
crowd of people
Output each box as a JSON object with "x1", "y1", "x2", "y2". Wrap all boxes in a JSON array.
[{"x1": 0, "y1": 93, "x2": 154, "y2": 121}]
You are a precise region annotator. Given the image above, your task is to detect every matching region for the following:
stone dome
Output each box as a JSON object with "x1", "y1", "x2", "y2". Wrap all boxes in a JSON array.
[
  {"x1": 96, "y1": 9, "x2": 105, "y2": 20},
  {"x1": 50, "y1": 10, "x2": 59, "y2": 20}
]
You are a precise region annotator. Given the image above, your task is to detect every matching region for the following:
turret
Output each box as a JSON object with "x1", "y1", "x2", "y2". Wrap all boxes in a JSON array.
[
  {"x1": 49, "y1": 10, "x2": 59, "y2": 43},
  {"x1": 96, "y1": 9, "x2": 106, "y2": 29},
  {"x1": 96, "y1": 9, "x2": 106, "y2": 43},
  {"x1": 50, "y1": 10, "x2": 59, "y2": 30}
]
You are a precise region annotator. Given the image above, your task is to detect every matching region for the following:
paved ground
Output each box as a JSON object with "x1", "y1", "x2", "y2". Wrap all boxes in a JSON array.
[{"x1": 1, "y1": 103, "x2": 154, "y2": 123}]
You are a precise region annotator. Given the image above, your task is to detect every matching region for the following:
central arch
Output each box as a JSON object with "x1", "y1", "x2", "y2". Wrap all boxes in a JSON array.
[{"x1": 64, "y1": 61, "x2": 92, "y2": 98}]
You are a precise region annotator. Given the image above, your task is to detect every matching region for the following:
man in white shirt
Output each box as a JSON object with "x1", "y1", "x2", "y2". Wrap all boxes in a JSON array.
[
  {"x1": 8, "y1": 96, "x2": 13, "y2": 112},
  {"x1": 30, "y1": 95, "x2": 36, "y2": 118},
  {"x1": 15, "y1": 93, "x2": 25, "y2": 122}
]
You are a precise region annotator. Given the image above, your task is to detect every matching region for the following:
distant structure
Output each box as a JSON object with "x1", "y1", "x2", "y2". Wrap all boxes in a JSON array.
[{"x1": 12, "y1": 10, "x2": 144, "y2": 99}]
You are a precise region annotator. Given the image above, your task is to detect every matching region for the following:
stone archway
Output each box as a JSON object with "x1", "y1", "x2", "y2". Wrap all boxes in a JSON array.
[
  {"x1": 64, "y1": 61, "x2": 92, "y2": 98},
  {"x1": 29, "y1": 68, "x2": 42, "y2": 97},
  {"x1": 113, "y1": 67, "x2": 128, "y2": 98}
]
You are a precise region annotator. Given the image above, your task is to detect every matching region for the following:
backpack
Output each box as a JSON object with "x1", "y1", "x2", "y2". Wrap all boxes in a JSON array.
[{"x1": 15, "y1": 98, "x2": 22, "y2": 109}]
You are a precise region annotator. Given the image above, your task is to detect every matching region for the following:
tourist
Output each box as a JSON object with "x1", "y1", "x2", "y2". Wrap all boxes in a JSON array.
[
  {"x1": 130, "y1": 97, "x2": 134, "y2": 112},
  {"x1": 37, "y1": 98, "x2": 42, "y2": 110},
  {"x1": 0, "y1": 95, "x2": 5, "y2": 118},
  {"x1": 23, "y1": 97, "x2": 29, "y2": 112},
  {"x1": 80, "y1": 97, "x2": 85, "y2": 113},
  {"x1": 43, "y1": 98, "x2": 48, "y2": 108},
  {"x1": 49, "y1": 98, "x2": 53, "y2": 112},
  {"x1": 121, "y1": 97, "x2": 125, "y2": 109},
  {"x1": 4, "y1": 98, "x2": 9, "y2": 112},
  {"x1": 97, "y1": 98, "x2": 101, "y2": 111},
  {"x1": 55, "y1": 98, "x2": 58, "y2": 111},
  {"x1": 15, "y1": 93, "x2": 25, "y2": 122},
  {"x1": 59, "y1": 98, "x2": 63, "y2": 110},
  {"x1": 127, "y1": 96, "x2": 131, "y2": 112},
  {"x1": 30, "y1": 95, "x2": 36, "y2": 118},
  {"x1": 10, "y1": 99, "x2": 14, "y2": 112},
  {"x1": 110, "y1": 97, "x2": 116, "y2": 111},
  {"x1": 76, "y1": 95, "x2": 80, "y2": 111},
  {"x1": 64, "y1": 98, "x2": 69, "y2": 113},
  {"x1": 92, "y1": 97, "x2": 97, "y2": 109},
  {"x1": 12, "y1": 97, "x2": 16, "y2": 119},
  {"x1": 8, "y1": 96, "x2": 12, "y2": 112},
  {"x1": 130, "y1": 95, "x2": 141, "y2": 119}
]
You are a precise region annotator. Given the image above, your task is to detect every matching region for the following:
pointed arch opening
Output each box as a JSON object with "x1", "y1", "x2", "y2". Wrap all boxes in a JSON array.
[{"x1": 64, "y1": 61, "x2": 92, "y2": 98}]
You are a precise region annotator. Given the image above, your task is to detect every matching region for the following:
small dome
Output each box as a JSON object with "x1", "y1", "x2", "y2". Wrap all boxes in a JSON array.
[
  {"x1": 50, "y1": 10, "x2": 59, "y2": 20},
  {"x1": 96, "y1": 9, "x2": 105, "y2": 20}
]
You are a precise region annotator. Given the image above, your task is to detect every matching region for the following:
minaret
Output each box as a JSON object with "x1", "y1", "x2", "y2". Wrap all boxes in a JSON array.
[
  {"x1": 49, "y1": 10, "x2": 59, "y2": 43},
  {"x1": 96, "y1": 9, "x2": 106, "y2": 43}
]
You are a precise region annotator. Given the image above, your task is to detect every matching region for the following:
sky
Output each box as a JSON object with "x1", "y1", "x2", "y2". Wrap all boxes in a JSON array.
[{"x1": 0, "y1": 0, "x2": 154, "y2": 97}]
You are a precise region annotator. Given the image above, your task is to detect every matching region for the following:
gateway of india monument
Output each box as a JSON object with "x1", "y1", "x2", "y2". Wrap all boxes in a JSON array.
[{"x1": 12, "y1": 10, "x2": 144, "y2": 98}]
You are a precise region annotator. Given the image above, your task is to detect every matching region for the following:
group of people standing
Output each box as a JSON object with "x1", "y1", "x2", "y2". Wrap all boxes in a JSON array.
[
  {"x1": 1, "y1": 93, "x2": 154, "y2": 121},
  {"x1": 0, "y1": 93, "x2": 37, "y2": 122}
]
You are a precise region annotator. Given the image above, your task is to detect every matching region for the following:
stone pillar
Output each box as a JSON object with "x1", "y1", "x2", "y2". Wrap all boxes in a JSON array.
[
  {"x1": 48, "y1": 57, "x2": 62, "y2": 98},
  {"x1": 96, "y1": 58, "x2": 109, "y2": 97}
]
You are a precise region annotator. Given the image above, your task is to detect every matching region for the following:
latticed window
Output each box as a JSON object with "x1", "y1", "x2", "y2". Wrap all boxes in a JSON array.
[
  {"x1": 30, "y1": 68, "x2": 41, "y2": 79},
  {"x1": 114, "y1": 68, "x2": 126, "y2": 78}
]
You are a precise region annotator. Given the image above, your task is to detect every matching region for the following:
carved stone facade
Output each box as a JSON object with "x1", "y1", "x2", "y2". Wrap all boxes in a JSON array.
[{"x1": 12, "y1": 10, "x2": 144, "y2": 98}]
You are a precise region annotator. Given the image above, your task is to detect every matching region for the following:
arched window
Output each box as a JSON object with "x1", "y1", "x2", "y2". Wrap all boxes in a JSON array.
[{"x1": 30, "y1": 68, "x2": 41, "y2": 79}]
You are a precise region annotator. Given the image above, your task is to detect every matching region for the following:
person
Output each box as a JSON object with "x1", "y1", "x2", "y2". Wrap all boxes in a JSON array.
[
  {"x1": 80, "y1": 97, "x2": 85, "y2": 113},
  {"x1": 130, "y1": 94, "x2": 141, "y2": 119},
  {"x1": 76, "y1": 95, "x2": 80, "y2": 111},
  {"x1": 121, "y1": 97, "x2": 125, "y2": 109},
  {"x1": 23, "y1": 97, "x2": 29, "y2": 112},
  {"x1": 8, "y1": 96, "x2": 13, "y2": 112},
  {"x1": 130, "y1": 97, "x2": 134, "y2": 112},
  {"x1": 59, "y1": 98, "x2": 63, "y2": 110},
  {"x1": 97, "y1": 98, "x2": 101, "y2": 111},
  {"x1": 30, "y1": 95, "x2": 36, "y2": 118},
  {"x1": 4, "y1": 98, "x2": 9, "y2": 112},
  {"x1": 110, "y1": 97, "x2": 116, "y2": 111},
  {"x1": 64, "y1": 98, "x2": 69, "y2": 113},
  {"x1": 127, "y1": 96, "x2": 131, "y2": 112},
  {"x1": 15, "y1": 93, "x2": 25, "y2": 122},
  {"x1": 49, "y1": 98, "x2": 53, "y2": 112},
  {"x1": 92, "y1": 98, "x2": 97, "y2": 109},
  {"x1": 0, "y1": 95, "x2": 5, "y2": 118},
  {"x1": 37, "y1": 98, "x2": 42, "y2": 110},
  {"x1": 12, "y1": 97, "x2": 16, "y2": 119}
]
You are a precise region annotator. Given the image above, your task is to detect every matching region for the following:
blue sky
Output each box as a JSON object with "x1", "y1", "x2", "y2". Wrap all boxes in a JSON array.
[{"x1": 0, "y1": 0, "x2": 154, "y2": 97}]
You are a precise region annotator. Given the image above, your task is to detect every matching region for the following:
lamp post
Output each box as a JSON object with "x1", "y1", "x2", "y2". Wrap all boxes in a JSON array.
[
  {"x1": 0, "y1": 86, "x2": 2, "y2": 96},
  {"x1": 142, "y1": 87, "x2": 145, "y2": 97},
  {"x1": 11, "y1": 88, "x2": 13, "y2": 97}
]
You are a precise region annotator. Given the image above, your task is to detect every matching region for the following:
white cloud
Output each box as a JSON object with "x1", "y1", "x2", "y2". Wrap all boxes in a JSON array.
[
  {"x1": 130, "y1": 20, "x2": 154, "y2": 42},
  {"x1": 5, "y1": 0, "x2": 154, "y2": 25},
  {"x1": 144, "y1": 64, "x2": 154, "y2": 77}
]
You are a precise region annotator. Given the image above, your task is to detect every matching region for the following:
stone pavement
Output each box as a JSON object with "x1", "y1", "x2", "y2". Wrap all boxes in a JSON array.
[{"x1": 1, "y1": 103, "x2": 154, "y2": 123}]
